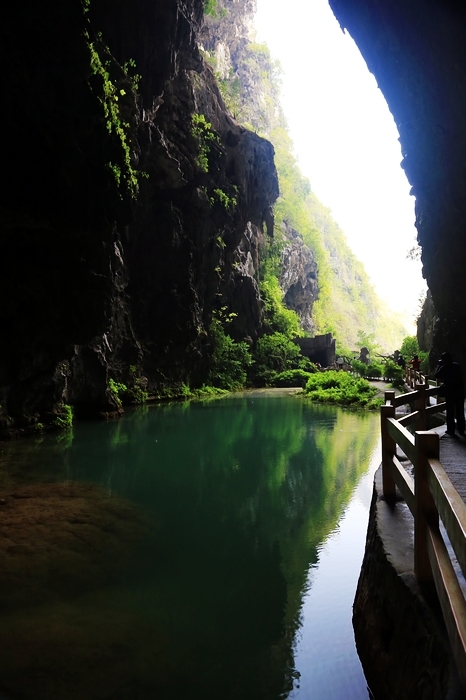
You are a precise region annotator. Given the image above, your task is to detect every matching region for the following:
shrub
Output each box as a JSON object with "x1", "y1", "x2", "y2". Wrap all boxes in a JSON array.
[
  {"x1": 192, "y1": 385, "x2": 229, "y2": 399},
  {"x1": 351, "y1": 359, "x2": 367, "y2": 377},
  {"x1": 209, "y1": 320, "x2": 252, "y2": 390},
  {"x1": 203, "y1": 0, "x2": 227, "y2": 17},
  {"x1": 254, "y1": 332, "x2": 301, "y2": 372},
  {"x1": 384, "y1": 359, "x2": 404, "y2": 386},
  {"x1": 269, "y1": 369, "x2": 315, "y2": 387},
  {"x1": 126, "y1": 366, "x2": 149, "y2": 404},
  {"x1": 109, "y1": 378, "x2": 127, "y2": 406},
  {"x1": 304, "y1": 370, "x2": 381, "y2": 409},
  {"x1": 259, "y1": 274, "x2": 302, "y2": 336},
  {"x1": 366, "y1": 362, "x2": 383, "y2": 378},
  {"x1": 53, "y1": 404, "x2": 74, "y2": 429},
  {"x1": 191, "y1": 113, "x2": 219, "y2": 173},
  {"x1": 251, "y1": 332, "x2": 314, "y2": 385}
]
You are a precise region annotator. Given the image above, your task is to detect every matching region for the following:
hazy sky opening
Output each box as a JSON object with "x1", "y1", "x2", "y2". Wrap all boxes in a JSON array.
[{"x1": 254, "y1": 0, "x2": 426, "y2": 328}]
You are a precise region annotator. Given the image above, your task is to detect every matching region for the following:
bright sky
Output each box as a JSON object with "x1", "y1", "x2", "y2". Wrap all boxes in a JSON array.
[{"x1": 254, "y1": 0, "x2": 426, "y2": 328}]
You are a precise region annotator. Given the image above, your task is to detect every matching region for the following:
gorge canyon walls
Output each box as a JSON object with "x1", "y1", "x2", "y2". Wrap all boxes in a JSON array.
[{"x1": 3, "y1": 0, "x2": 466, "y2": 432}]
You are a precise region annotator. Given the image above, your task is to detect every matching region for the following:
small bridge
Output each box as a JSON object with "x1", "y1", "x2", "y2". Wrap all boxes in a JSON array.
[{"x1": 380, "y1": 369, "x2": 466, "y2": 689}]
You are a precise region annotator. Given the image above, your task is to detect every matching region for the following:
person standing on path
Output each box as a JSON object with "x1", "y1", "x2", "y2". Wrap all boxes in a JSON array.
[{"x1": 435, "y1": 351, "x2": 465, "y2": 435}]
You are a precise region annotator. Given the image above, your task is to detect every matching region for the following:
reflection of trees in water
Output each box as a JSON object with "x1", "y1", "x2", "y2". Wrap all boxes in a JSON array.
[
  {"x1": 19, "y1": 397, "x2": 378, "y2": 700},
  {"x1": 108, "y1": 398, "x2": 377, "y2": 698},
  {"x1": 278, "y1": 407, "x2": 379, "y2": 663}
]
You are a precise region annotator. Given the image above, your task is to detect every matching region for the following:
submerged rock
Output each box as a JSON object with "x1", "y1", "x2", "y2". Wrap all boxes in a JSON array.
[{"x1": 0, "y1": 482, "x2": 151, "y2": 609}]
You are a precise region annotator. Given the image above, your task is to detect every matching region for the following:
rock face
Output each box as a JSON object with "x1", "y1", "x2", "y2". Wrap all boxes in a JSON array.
[
  {"x1": 0, "y1": 0, "x2": 278, "y2": 431},
  {"x1": 329, "y1": 0, "x2": 466, "y2": 367},
  {"x1": 201, "y1": 0, "x2": 319, "y2": 330},
  {"x1": 199, "y1": 0, "x2": 282, "y2": 134},
  {"x1": 279, "y1": 224, "x2": 318, "y2": 334},
  {"x1": 199, "y1": 0, "x2": 257, "y2": 71},
  {"x1": 417, "y1": 290, "x2": 437, "y2": 357}
]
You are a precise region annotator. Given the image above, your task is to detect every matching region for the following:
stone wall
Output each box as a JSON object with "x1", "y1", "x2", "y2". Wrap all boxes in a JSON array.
[{"x1": 294, "y1": 334, "x2": 336, "y2": 367}]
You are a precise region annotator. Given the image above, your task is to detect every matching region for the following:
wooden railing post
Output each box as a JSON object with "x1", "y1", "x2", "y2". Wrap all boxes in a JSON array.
[
  {"x1": 415, "y1": 382, "x2": 426, "y2": 430},
  {"x1": 414, "y1": 431, "x2": 440, "y2": 583},
  {"x1": 405, "y1": 365, "x2": 410, "y2": 387},
  {"x1": 407, "y1": 366, "x2": 414, "y2": 388},
  {"x1": 381, "y1": 403, "x2": 396, "y2": 500},
  {"x1": 385, "y1": 390, "x2": 396, "y2": 406}
]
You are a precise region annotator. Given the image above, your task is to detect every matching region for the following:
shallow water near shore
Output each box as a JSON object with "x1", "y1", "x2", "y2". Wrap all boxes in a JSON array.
[{"x1": 0, "y1": 393, "x2": 380, "y2": 699}]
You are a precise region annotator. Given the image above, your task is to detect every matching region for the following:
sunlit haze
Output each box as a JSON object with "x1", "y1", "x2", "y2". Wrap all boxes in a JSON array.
[{"x1": 255, "y1": 0, "x2": 426, "y2": 330}]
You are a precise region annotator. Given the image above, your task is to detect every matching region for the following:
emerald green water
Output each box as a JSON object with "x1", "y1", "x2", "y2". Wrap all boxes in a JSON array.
[{"x1": 0, "y1": 391, "x2": 380, "y2": 700}]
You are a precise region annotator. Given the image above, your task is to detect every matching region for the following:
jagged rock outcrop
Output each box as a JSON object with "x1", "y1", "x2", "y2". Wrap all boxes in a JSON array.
[
  {"x1": 279, "y1": 224, "x2": 318, "y2": 334},
  {"x1": 199, "y1": 0, "x2": 257, "y2": 77},
  {"x1": 201, "y1": 0, "x2": 319, "y2": 330},
  {"x1": 200, "y1": 0, "x2": 284, "y2": 140},
  {"x1": 417, "y1": 290, "x2": 437, "y2": 358},
  {"x1": 0, "y1": 0, "x2": 278, "y2": 433},
  {"x1": 329, "y1": 0, "x2": 466, "y2": 368}
]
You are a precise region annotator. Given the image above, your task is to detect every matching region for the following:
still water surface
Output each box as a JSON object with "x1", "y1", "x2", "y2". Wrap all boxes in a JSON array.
[{"x1": 0, "y1": 391, "x2": 380, "y2": 700}]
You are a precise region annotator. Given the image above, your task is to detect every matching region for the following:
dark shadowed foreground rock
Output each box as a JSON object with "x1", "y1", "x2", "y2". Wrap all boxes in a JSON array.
[
  {"x1": 329, "y1": 0, "x2": 466, "y2": 369},
  {"x1": 0, "y1": 0, "x2": 278, "y2": 433}
]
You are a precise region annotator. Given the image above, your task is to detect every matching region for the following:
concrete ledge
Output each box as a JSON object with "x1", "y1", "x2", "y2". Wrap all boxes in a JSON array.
[{"x1": 353, "y1": 467, "x2": 462, "y2": 699}]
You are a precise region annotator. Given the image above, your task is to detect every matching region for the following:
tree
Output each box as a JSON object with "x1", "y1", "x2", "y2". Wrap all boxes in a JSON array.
[{"x1": 400, "y1": 335, "x2": 420, "y2": 360}]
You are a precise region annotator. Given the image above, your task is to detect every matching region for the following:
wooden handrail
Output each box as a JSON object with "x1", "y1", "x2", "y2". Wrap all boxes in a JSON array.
[
  {"x1": 405, "y1": 366, "x2": 426, "y2": 389},
  {"x1": 387, "y1": 415, "x2": 416, "y2": 462},
  {"x1": 428, "y1": 458, "x2": 466, "y2": 579},
  {"x1": 427, "y1": 527, "x2": 466, "y2": 688},
  {"x1": 380, "y1": 386, "x2": 466, "y2": 688},
  {"x1": 398, "y1": 411, "x2": 420, "y2": 428}
]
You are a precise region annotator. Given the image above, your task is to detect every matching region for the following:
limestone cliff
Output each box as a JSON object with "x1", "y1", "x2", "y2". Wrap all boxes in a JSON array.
[
  {"x1": 279, "y1": 224, "x2": 318, "y2": 334},
  {"x1": 417, "y1": 290, "x2": 437, "y2": 358},
  {"x1": 201, "y1": 0, "x2": 319, "y2": 332},
  {"x1": 0, "y1": 0, "x2": 278, "y2": 433}
]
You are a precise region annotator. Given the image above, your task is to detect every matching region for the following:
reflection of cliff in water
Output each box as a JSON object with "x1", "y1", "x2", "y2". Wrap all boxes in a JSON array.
[{"x1": 0, "y1": 396, "x2": 379, "y2": 700}]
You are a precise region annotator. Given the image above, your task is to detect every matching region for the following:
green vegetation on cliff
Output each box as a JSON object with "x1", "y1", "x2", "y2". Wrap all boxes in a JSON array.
[
  {"x1": 202, "y1": 8, "x2": 408, "y2": 353},
  {"x1": 264, "y1": 79, "x2": 407, "y2": 352},
  {"x1": 84, "y1": 26, "x2": 140, "y2": 198}
]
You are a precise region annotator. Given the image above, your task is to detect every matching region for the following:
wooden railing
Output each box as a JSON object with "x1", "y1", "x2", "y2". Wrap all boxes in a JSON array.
[
  {"x1": 405, "y1": 365, "x2": 426, "y2": 388},
  {"x1": 381, "y1": 383, "x2": 466, "y2": 688}
]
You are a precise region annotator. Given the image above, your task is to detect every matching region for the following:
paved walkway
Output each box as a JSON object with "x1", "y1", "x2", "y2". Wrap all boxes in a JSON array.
[
  {"x1": 427, "y1": 424, "x2": 466, "y2": 596},
  {"x1": 429, "y1": 424, "x2": 466, "y2": 503}
]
